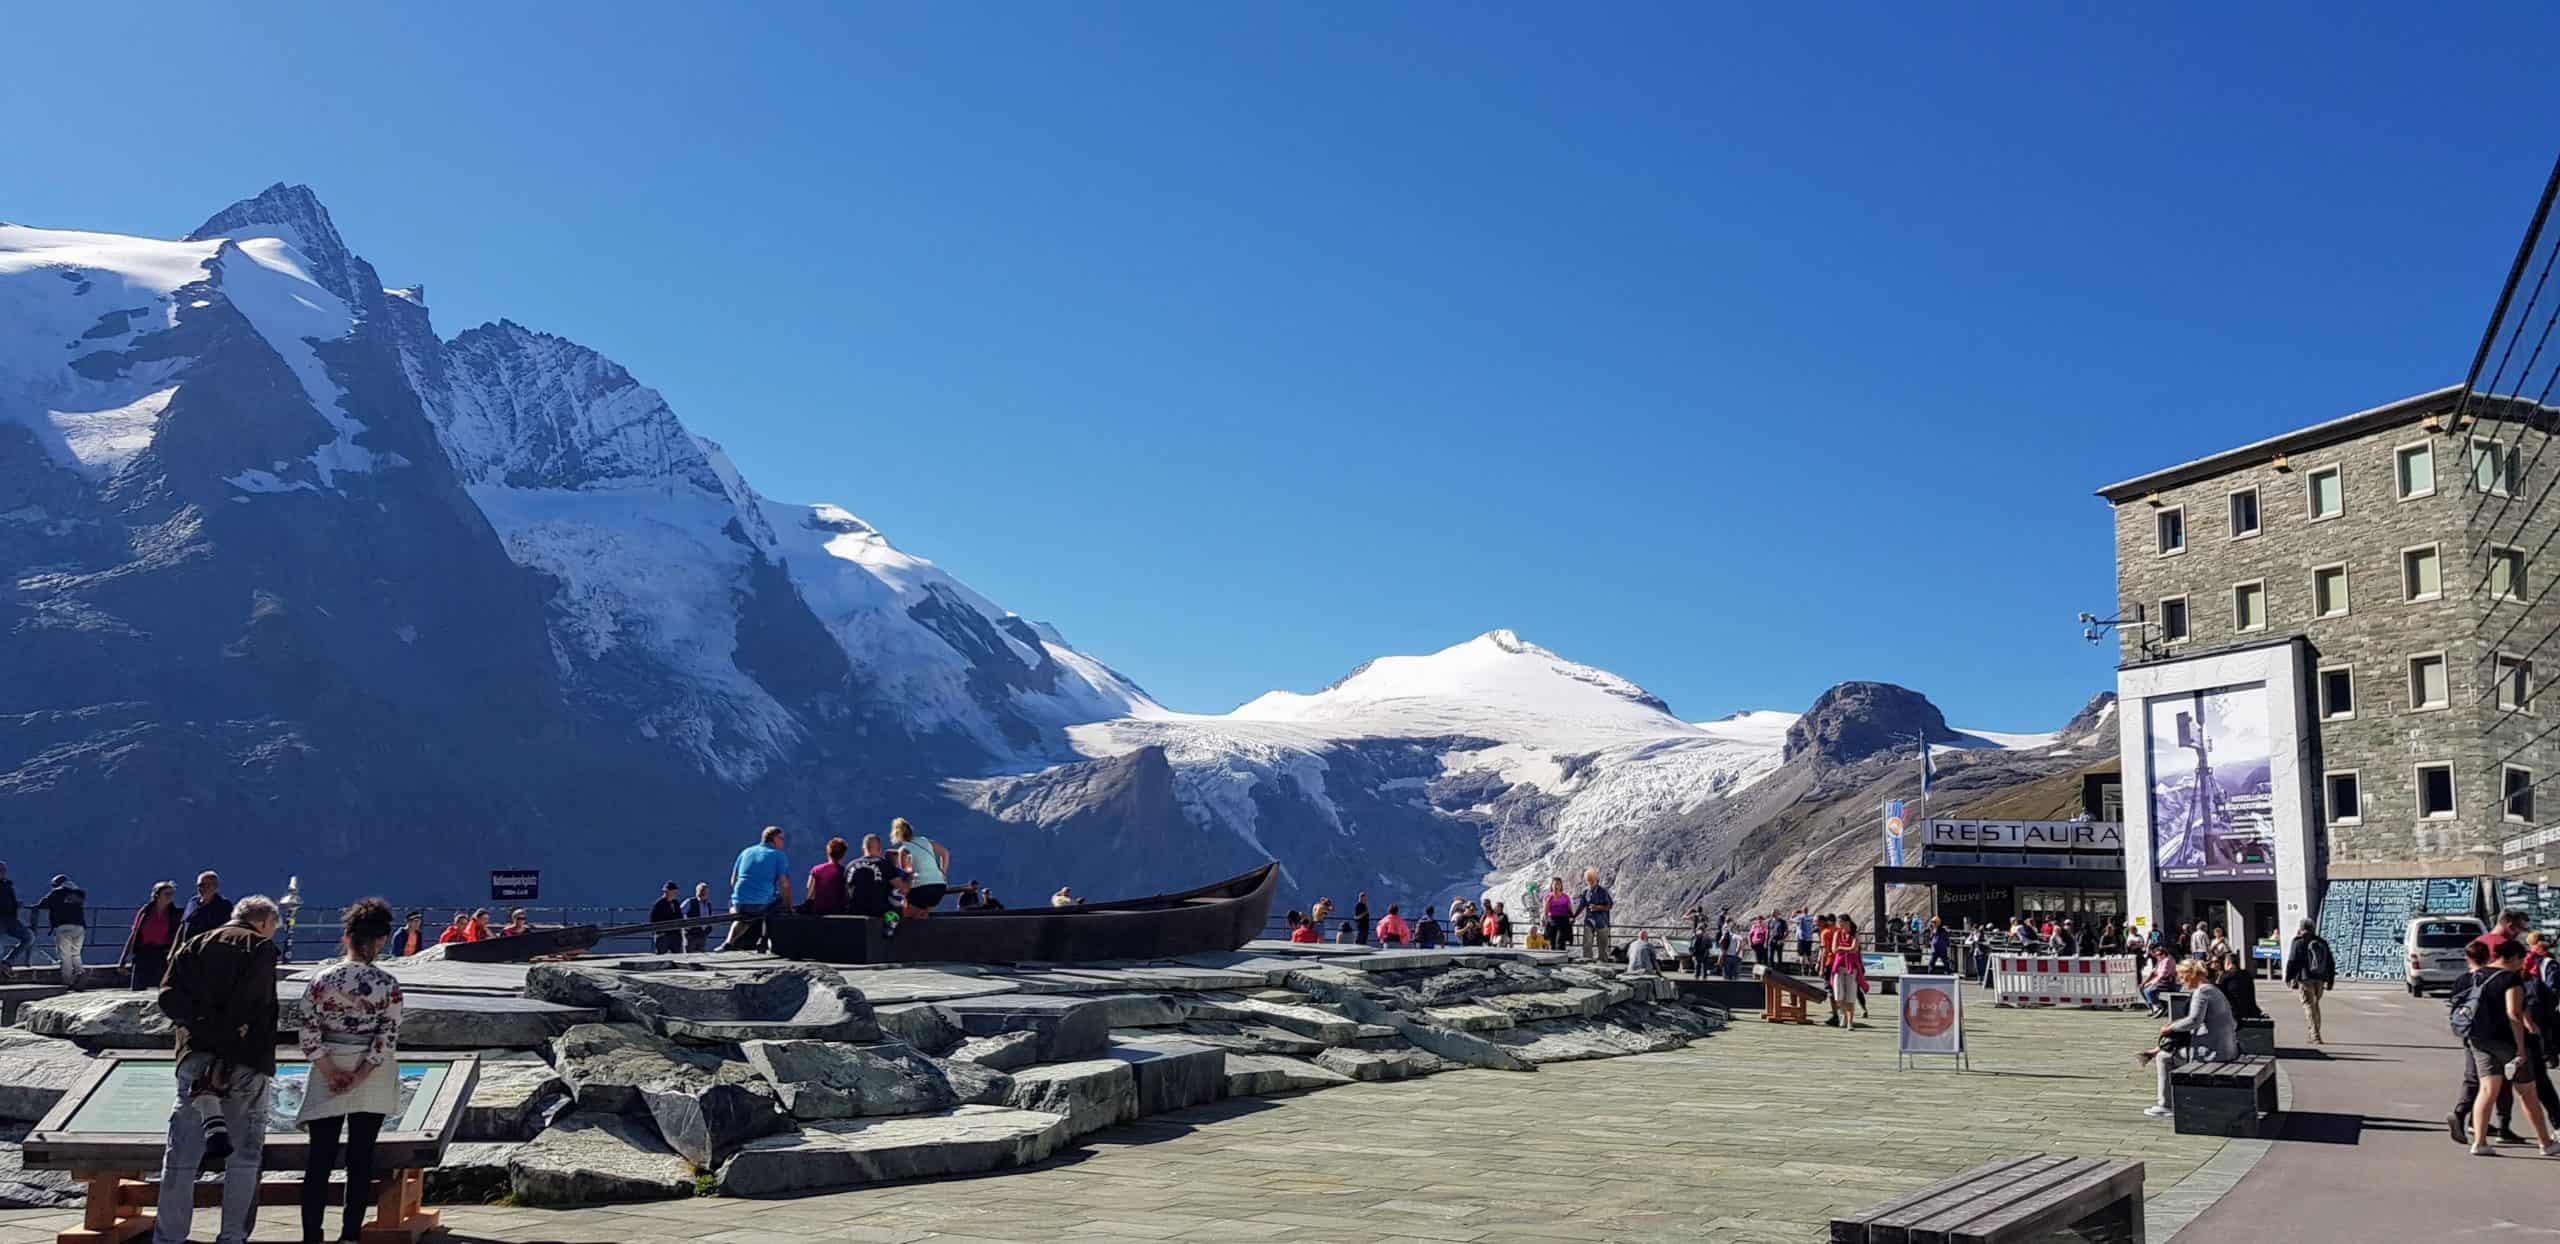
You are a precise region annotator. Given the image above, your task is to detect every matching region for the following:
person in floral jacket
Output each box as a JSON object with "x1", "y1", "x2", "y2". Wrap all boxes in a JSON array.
[{"x1": 295, "y1": 898, "x2": 404, "y2": 1243}]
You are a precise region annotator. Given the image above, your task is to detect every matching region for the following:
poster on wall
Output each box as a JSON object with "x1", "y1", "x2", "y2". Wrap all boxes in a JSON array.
[{"x1": 2147, "y1": 682, "x2": 2277, "y2": 880}]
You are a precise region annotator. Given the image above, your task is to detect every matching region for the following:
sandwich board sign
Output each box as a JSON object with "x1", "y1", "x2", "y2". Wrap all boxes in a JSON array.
[{"x1": 1896, "y1": 974, "x2": 1967, "y2": 1070}]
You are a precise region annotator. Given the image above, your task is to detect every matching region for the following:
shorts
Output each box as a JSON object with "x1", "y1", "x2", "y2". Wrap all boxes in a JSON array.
[
  {"x1": 2470, "y1": 1040, "x2": 2527, "y2": 1081},
  {"x1": 907, "y1": 883, "x2": 948, "y2": 910}
]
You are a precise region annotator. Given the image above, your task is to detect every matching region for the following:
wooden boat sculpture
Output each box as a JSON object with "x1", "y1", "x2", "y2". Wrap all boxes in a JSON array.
[
  {"x1": 438, "y1": 863, "x2": 1281, "y2": 966},
  {"x1": 765, "y1": 862, "x2": 1280, "y2": 965}
]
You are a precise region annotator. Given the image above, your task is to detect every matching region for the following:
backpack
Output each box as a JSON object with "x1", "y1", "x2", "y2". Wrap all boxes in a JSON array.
[
  {"x1": 2301, "y1": 936, "x2": 2334, "y2": 982},
  {"x1": 2450, "y1": 969, "x2": 2499, "y2": 1043}
]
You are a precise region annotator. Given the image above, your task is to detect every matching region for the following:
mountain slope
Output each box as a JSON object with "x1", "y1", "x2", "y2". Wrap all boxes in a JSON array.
[{"x1": 3, "y1": 184, "x2": 2098, "y2": 919}]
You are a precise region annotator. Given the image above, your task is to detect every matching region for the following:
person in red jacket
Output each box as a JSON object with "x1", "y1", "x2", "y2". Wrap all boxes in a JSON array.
[{"x1": 1286, "y1": 910, "x2": 1321, "y2": 944}]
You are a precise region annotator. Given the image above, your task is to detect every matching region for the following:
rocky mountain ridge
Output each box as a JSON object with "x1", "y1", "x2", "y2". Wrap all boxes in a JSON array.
[{"x1": 0, "y1": 184, "x2": 2103, "y2": 915}]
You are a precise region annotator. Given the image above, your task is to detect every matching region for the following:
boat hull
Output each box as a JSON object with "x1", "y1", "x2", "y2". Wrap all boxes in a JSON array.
[{"x1": 763, "y1": 863, "x2": 1279, "y2": 965}]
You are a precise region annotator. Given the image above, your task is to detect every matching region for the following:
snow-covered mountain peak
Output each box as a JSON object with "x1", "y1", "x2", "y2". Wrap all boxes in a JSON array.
[
  {"x1": 1231, "y1": 629, "x2": 1683, "y2": 749},
  {"x1": 188, "y1": 183, "x2": 367, "y2": 309}
]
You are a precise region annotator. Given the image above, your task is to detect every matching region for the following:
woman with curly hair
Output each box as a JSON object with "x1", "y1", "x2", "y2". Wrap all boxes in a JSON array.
[{"x1": 296, "y1": 898, "x2": 405, "y2": 1242}]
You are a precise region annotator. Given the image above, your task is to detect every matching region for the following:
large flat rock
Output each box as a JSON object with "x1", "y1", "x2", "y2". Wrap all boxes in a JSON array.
[
  {"x1": 16, "y1": 991, "x2": 171, "y2": 1048},
  {"x1": 0, "y1": 984, "x2": 68, "y2": 1027},
  {"x1": 507, "y1": 1113, "x2": 696, "y2": 1205},
  {"x1": 1104, "y1": 1038, "x2": 1225, "y2": 1116},
  {"x1": 1222, "y1": 1053, "x2": 1352, "y2": 1097},
  {"x1": 1421, "y1": 1002, "x2": 1516, "y2": 1032},
  {"x1": 872, "y1": 1002, "x2": 963, "y2": 1055},
  {"x1": 641, "y1": 1061, "x2": 787, "y2": 1168},
  {"x1": 1216, "y1": 997, "x2": 1360, "y2": 1044},
  {"x1": 552, "y1": 1023, "x2": 728, "y2": 1116},
  {"x1": 839, "y1": 966, "x2": 1019, "y2": 1005},
  {"x1": 527, "y1": 963, "x2": 880, "y2": 1045},
  {"x1": 1313, "y1": 1046, "x2": 1450, "y2": 1082},
  {"x1": 950, "y1": 1031, "x2": 1042, "y2": 1071},
  {"x1": 423, "y1": 1142, "x2": 518, "y2": 1205},
  {"x1": 457, "y1": 1057, "x2": 566, "y2": 1142},
  {"x1": 1003, "y1": 1058, "x2": 1137, "y2": 1138},
  {"x1": 938, "y1": 994, "x2": 1111, "y2": 1062},
  {"x1": 0, "y1": 1038, "x2": 90, "y2": 1122},
  {"x1": 740, "y1": 1040, "x2": 956, "y2": 1120},
  {"x1": 1083, "y1": 992, "x2": 1188, "y2": 1028},
  {"x1": 401, "y1": 992, "x2": 602, "y2": 1050},
  {"x1": 20, "y1": 987, "x2": 595, "y2": 1052},
  {"x1": 1486, "y1": 988, "x2": 1612, "y2": 1023},
  {"x1": 1172, "y1": 1020, "x2": 1328, "y2": 1057},
  {"x1": 715, "y1": 1106, "x2": 1069, "y2": 1197}
]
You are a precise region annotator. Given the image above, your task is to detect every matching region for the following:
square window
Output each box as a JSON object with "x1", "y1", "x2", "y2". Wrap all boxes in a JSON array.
[
  {"x1": 2312, "y1": 565, "x2": 2348, "y2": 617},
  {"x1": 2232, "y1": 582, "x2": 2266, "y2": 632},
  {"x1": 2326, "y1": 771, "x2": 2362, "y2": 824},
  {"x1": 2499, "y1": 655, "x2": 2534, "y2": 713},
  {"x1": 2417, "y1": 763, "x2": 2456, "y2": 819},
  {"x1": 2508, "y1": 766, "x2": 2536, "y2": 823},
  {"x1": 2410, "y1": 653, "x2": 2449, "y2": 710},
  {"x1": 2318, "y1": 667, "x2": 2355, "y2": 719},
  {"x1": 2491, "y1": 547, "x2": 2528, "y2": 602},
  {"x1": 2397, "y1": 442, "x2": 2436, "y2": 498},
  {"x1": 2473, "y1": 438, "x2": 2520, "y2": 496},
  {"x1": 2159, "y1": 597, "x2": 2188, "y2": 643},
  {"x1": 2228, "y1": 488, "x2": 2260, "y2": 538},
  {"x1": 2156, "y1": 507, "x2": 2185, "y2": 555},
  {"x1": 2404, "y1": 545, "x2": 2442, "y2": 601},
  {"x1": 2307, "y1": 466, "x2": 2343, "y2": 520}
]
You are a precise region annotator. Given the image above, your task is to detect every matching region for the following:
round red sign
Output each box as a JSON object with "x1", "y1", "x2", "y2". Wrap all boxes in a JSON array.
[{"x1": 1905, "y1": 986, "x2": 1954, "y2": 1038}]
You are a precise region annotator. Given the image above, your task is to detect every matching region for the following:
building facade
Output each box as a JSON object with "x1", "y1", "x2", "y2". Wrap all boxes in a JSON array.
[{"x1": 2097, "y1": 386, "x2": 2560, "y2": 963}]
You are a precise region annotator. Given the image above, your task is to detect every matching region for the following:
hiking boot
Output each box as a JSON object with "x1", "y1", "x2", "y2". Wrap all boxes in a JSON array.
[{"x1": 2449, "y1": 1111, "x2": 2471, "y2": 1144}]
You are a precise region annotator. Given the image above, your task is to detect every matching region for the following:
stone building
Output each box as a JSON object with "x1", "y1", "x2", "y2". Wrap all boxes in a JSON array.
[{"x1": 2095, "y1": 384, "x2": 2558, "y2": 964}]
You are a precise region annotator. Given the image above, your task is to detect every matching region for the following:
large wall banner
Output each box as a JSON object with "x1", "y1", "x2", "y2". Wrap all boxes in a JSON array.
[{"x1": 2146, "y1": 682, "x2": 2277, "y2": 880}]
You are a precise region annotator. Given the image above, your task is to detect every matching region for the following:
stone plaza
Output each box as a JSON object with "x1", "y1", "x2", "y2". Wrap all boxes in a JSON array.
[{"x1": 0, "y1": 970, "x2": 2261, "y2": 1244}]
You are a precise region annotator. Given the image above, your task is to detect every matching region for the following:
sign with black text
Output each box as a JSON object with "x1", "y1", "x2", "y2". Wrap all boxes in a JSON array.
[
  {"x1": 489, "y1": 870, "x2": 540, "y2": 902},
  {"x1": 1923, "y1": 819, "x2": 2124, "y2": 853}
]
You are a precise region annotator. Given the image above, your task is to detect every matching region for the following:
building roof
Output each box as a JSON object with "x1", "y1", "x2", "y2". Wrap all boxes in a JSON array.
[{"x1": 2093, "y1": 384, "x2": 2465, "y2": 503}]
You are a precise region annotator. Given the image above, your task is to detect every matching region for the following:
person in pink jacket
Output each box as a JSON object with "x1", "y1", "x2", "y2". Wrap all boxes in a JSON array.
[{"x1": 1374, "y1": 905, "x2": 1412, "y2": 947}]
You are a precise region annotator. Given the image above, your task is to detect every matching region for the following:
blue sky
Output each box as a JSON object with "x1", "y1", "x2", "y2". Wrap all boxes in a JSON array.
[{"x1": 6, "y1": 4, "x2": 2555, "y2": 728}]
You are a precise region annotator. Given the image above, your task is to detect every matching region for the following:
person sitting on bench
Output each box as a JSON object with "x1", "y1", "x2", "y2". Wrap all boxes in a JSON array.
[{"x1": 2139, "y1": 958, "x2": 2233, "y2": 1119}]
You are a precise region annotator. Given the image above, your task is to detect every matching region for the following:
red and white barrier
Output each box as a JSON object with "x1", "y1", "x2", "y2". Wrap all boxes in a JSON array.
[{"x1": 1992, "y1": 954, "x2": 2141, "y2": 1008}]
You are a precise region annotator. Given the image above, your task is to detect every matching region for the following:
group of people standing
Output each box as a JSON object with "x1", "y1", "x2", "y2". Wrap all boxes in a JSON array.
[
  {"x1": 144, "y1": 891, "x2": 407, "y2": 1244},
  {"x1": 2446, "y1": 909, "x2": 2560, "y2": 1156},
  {"x1": 1282, "y1": 871, "x2": 1618, "y2": 958}
]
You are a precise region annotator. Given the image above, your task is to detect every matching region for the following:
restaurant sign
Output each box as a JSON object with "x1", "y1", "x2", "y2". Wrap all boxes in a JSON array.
[{"x1": 1923, "y1": 819, "x2": 2124, "y2": 853}]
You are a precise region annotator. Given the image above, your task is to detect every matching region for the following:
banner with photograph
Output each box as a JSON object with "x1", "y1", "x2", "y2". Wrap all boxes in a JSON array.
[
  {"x1": 2146, "y1": 682, "x2": 2277, "y2": 880},
  {"x1": 1884, "y1": 799, "x2": 1909, "y2": 868}
]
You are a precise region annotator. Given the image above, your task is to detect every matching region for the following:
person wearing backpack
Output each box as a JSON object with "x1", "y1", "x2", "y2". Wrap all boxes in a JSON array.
[
  {"x1": 2450, "y1": 941, "x2": 2518, "y2": 1146},
  {"x1": 2460, "y1": 940, "x2": 2559, "y2": 1156},
  {"x1": 2284, "y1": 918, "x2": 2339, "y2": 1044},
  {"x1": 151, "y1": 895, "x2": 284, "y2": 1244}
]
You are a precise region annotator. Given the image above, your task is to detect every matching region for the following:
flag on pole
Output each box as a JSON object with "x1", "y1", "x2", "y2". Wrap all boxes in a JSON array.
[{"x1": 1921, "y1": 742, "x2": 1934, "y2": 796}]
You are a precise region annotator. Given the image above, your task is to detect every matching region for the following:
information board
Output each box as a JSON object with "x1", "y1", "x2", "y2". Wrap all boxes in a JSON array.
[
  {"x1": 2426, "y1": 877, "x2": 2476, "y2": 915},
  {"x1": 61, "y1": 1059, "x2": 447, "y2": 1136}
]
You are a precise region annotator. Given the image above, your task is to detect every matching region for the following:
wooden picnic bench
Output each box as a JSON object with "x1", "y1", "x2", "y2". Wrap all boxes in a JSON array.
[
  {"x1": 1830, "y1": 1153, "x2": 2144, "y2": 1244},
  {"x1": 2170, "y1": 1054, "x2": 2276, "y2": 1137},
  {"x1": 1762, "y1": 969, "x2": 1827, "y2": 1024}
]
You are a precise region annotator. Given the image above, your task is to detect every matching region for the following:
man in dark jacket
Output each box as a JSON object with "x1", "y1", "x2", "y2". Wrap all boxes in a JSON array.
[
  {"x1": 2284, "y1": 918, "x2": 2339, "y2": 1045},
  {"x1": 181, "y1": 871, "x2": 233, "y2": 942},
  {"x1": 151, "y1": 895, "x2": 282, "y2": 1244},
  {"x1": 32, "y1": 875, "x2": 85, "y2": 988}
]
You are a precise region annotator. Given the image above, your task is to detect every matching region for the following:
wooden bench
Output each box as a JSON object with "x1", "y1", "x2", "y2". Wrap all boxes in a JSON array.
[
  {"x1": 1762, "y1": 970, "x2": 1827, "y2": 1024},
  {"x1": 1831, "y1": 1153, "x2": 2144, "y2": 1243},
  {"x1": 2171, "y1": 1055, "x2": 2276, "y2": 1137},
  {"x1": 2236, "y1": 1015, "x2": 2275, "y2": 1056}
]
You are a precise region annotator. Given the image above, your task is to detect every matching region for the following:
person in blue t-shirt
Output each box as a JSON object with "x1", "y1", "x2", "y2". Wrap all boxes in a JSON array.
[{"x1": 719, "y1": 826, "x2": 795, "y2": 951}]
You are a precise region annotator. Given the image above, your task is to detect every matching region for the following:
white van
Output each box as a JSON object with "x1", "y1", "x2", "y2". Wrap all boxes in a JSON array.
[{"x1": 2405, "y1": 915, "x2": 2485, "y2": 995}]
